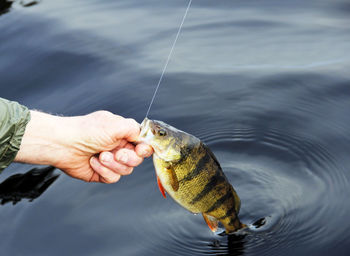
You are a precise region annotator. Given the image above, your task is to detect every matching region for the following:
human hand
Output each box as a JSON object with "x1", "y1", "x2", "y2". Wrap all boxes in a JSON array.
[{"x1": 15, "y1": 111, "x2": 153, "y2": 183}]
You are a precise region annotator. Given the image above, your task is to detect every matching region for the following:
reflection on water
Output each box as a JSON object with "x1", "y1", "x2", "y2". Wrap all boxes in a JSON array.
[
  {"x1": 1, "y1": 0, "x2": 350, "y2": 255},
  {"x1": 209, "y1": 233, "x2": 246, "y2": 256},
  {"x1": 20, "y1": 1, "x2": 40, "y2": 8},
  {"x1": 0, "y1": 0, "x2": 40, "y2": 15},
  {"x1": 0, "y1": 0, "x2": 12, "y2": 15},
  {"x1": 0, "y1": 166, "x2": 59, "y2": 205},
  {"x1": 0, "y1": 0, "x2": 39, "y2": 16}
]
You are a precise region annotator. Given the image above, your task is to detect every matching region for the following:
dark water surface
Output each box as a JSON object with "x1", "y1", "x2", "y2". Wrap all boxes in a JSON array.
[{"x1": 1, "y1": 0, "x2": 350, "y2": 255}]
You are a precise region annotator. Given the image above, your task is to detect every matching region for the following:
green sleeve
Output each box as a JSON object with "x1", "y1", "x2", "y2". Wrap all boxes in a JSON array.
[{"x1": 0, "y1": 98, "x2": 31, "y2": 172}]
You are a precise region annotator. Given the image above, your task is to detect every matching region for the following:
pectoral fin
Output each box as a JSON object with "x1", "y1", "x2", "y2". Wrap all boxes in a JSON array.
[
  {"x1": 202, "y1": 213, "x2": 219, "y2": 232},
  {"x1": 157, "y1": 176, "x2": 166, "y2": 198},
  {"x1": 167, "y1": 167, "x2": 179, "y2": 192}
]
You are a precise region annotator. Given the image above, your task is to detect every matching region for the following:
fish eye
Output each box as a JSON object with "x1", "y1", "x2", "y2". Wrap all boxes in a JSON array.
[{"x1": 158, "y1": 129, "x2": 167, "y2": 136}]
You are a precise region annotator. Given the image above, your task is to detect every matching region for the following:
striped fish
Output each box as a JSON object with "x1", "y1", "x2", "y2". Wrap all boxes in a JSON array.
[{"x1": 139, "y1": 118, "x2": 245, "y2": 233}]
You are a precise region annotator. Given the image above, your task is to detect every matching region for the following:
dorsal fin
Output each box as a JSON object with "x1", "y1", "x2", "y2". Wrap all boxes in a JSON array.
[{"x1": 201, "y1": 143, "x2": 222, "y2": 169}]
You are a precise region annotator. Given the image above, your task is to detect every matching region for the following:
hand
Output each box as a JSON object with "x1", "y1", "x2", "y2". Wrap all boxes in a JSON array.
[{"x1": 15, "y1": 111, "x2": 153, "y2": 183}]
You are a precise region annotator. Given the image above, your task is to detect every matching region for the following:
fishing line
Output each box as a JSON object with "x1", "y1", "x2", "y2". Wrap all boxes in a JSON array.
[{"x1": 145, "y1": 0, "x2": 192, "y2": 118}]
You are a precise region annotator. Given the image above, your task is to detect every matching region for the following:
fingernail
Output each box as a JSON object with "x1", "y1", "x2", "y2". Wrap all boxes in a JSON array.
[
  {"x1": 101, "y1": 153, "x2": 112, "y2": 162},
  {"x1": 117, "y1": 152, "x2": 128, "y2": 164}
]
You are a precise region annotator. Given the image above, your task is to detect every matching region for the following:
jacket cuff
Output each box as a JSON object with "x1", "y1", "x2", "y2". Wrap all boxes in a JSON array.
[{"x1": 0, "y1": 98, "x2": 31, "y2": 172}]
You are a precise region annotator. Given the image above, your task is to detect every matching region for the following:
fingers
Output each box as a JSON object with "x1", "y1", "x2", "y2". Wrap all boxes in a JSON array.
[
  {"x1": 100, "y1": 151, "x2": 134, "y2": 175},
  {"x1": 115, "y1": 148, "x2": 144, "y2": 168},
  {"x1": 112, "y1": 142, "x2": 153, "y2": 167},
  {"x1": 135, "y1": 143, "x2": 153, "y2": 158},
  {"x1": 90, "y1": 145, "x2": 150, "y2": 184},
  {"x1": 88, "y1": 138, "x2": 153, "y2": 184},
  {"x1": 90, "y1": 156, "x2": 121, "y2": 184}
]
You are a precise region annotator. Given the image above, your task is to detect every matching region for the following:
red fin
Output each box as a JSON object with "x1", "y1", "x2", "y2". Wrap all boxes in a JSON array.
[
  {"x1": 157, "y1": 176, "x2": 166, "y2": 198},
  {"x1": 202, "y1": 213, "x2": 219, "y2": 232}
]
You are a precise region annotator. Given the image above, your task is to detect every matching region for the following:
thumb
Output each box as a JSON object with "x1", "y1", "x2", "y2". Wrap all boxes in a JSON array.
[{"x1": 115, "y1": 118, "x2": 140, "y2": 142}]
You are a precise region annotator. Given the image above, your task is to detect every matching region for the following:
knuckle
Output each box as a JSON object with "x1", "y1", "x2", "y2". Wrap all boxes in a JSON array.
[{"x1": 90, "y1": 110, "x2": 115, "y2": 122}]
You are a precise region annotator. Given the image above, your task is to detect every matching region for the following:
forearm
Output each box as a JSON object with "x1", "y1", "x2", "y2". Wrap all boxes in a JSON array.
[{"x1": 14, "y1": 111, "x2": 74, "y2": 166}]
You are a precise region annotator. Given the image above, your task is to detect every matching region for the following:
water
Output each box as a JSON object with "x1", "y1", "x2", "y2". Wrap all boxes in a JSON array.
[{"x1": 1, "y1": 0, "x2": 350, "y2": 255}]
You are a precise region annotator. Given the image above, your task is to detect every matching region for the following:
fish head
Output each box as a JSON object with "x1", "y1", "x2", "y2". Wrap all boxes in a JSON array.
[{"x1": 139, "y1": 118, "x2": 199, "y2": 162}]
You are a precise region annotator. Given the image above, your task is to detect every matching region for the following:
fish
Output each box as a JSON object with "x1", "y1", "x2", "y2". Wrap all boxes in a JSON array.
[{"x1": 138, "y1": 118, "x2": 245, "y2": 233}]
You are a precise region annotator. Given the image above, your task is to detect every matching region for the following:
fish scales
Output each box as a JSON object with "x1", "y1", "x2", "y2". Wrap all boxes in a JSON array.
[
  {"x1": 173, "y1": 143, "x2": 229, "y2": 211},
  {"x1": 139, "y1": 118, "x2": 245, "y2": 233}
]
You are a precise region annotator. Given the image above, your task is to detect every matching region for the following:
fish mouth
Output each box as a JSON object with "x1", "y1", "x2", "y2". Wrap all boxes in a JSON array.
[
  {"x1": 139, "y1": 118, "x2": 149, "y2": 140},
  {"x1": 138, "y1": 117, "x2": 154, "y2": 143},
  {"x1": 138, "y1": 118, "x2": 166, "y2": 157}
]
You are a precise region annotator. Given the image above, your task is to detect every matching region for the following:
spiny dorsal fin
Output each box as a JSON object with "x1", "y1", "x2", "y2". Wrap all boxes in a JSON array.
[{"x1": 201, "y1": 143, "x2": 222, "y2": 169}]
